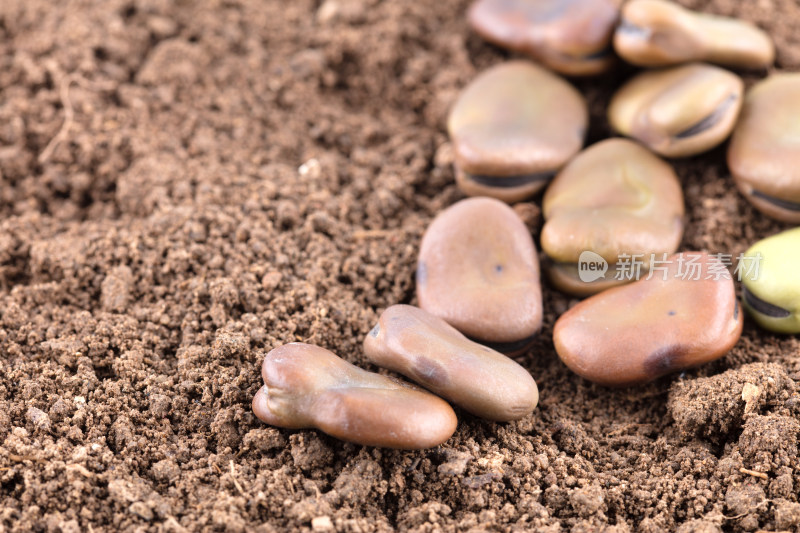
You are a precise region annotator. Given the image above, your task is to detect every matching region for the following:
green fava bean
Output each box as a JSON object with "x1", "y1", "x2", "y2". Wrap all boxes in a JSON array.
[{"x1": 741, "y1": 227, "x2": 800, "y2": 334}]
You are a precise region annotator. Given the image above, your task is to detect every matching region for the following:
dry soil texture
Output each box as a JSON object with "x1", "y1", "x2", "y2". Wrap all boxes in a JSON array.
[{"x1": 1, "y1": 0, "x2": 800, "y2": 531}]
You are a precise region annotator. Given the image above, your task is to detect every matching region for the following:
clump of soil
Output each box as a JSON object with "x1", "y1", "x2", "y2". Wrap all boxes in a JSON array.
[{"x1": 2, "y1": 0, "x2": 800, "y2": 531}]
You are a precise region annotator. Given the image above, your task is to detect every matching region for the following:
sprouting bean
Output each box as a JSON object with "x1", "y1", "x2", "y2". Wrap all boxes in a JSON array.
[{"x1": 252, "y1": 343, "x2": 458, "y2": 449}]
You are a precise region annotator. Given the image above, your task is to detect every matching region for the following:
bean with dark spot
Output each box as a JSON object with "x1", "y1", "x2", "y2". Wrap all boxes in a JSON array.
[
  {"x1": 364, "y1": 305, "x2": 539, "y2": 421},
  {"x1": 417, "y1": 197, "x2": 543, "y2": 351},
  {"x1": 554, "y1": 252, "x2": 743, "y2": 386}
]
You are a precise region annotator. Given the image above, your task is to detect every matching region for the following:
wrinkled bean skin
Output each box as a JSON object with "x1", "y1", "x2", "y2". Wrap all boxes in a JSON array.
[
  {"x1": 541, "y1": 139, "x2": 684, "y2": 296},
  {"x1": 448, "y1": 61, "x2": 588, "y2": 203},
  {"x1": 468, "y1": 0, "x2": 620, "y2": 76},
  {"x1": 728, "y1": 74, "x2": 800, "y2": 224},
  {"x1": 417, "y1": 197, "x2": 543, "y2": 352},
  {"x1": 554, "y1": 252, "x2": 743, "y2": 386},
  {"x1": 252, "y1": 343, "x2": 458, "y2": 449},
  {"x1": 609, "y1": 63, "x2": 743, "y2": 157},
  {"x1": 741, "y1": 228, "x2": 800, "y2": 334},
  {"x1": 614, "y1": 0, "x2": 774, "y2": 69},
  {"x1": 364, "y1": 305, "x2": 539, "y2": 421}
]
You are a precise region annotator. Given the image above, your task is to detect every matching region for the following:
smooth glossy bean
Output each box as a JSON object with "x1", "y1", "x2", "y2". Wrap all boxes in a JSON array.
[
  {"x1": 608, "y1": 63, "x2": 743, "y2": 157},
  {"x1": 468, "y1": 0, "x2": 620, "y2": 75},
  {"x1": 364, "y1": 305, "x2": 539, "y2": 421},
  {"x1": 728, "y1": 74, "x2": 800, "y2": 223},
  {"x1": 417, "y1": 197, "x2": 543, "y2": 353},
  {"x1": 554, "y1": 252, "x2": 743, "y2": 386},
  {"x1": 448, "y1": 61, "x2": 587, "y2": 203}
]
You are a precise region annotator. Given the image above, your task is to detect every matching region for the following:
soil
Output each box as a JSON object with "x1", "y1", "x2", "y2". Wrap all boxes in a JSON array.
[{"x1": 1, "y1": 0, "x2": 800, "y2": 531}]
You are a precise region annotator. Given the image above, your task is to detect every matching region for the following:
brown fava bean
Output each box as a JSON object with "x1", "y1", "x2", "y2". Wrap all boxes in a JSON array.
[
  {"x1": 364, "y1": 305, "x2": 539, "y2": 421},
  {"x1": 417, "y1": 197, "x2": 542, "y2": 353},
  {"x1": 252, "y1": 343, "x2": 457, "y2": 449},
  {"x1": 447, "y1": 61, "x2": 588, "y2": 203},
  {"x1": 554, "y1": 252, "x2": 743, "y2": 386},
  {"x1": 728, "y1": 74, "x2": 800, "y2": 224},
  {"x1": 614, "y1": 0, "x2": 774, "y2": 69},
  {"x1": 541, "y1": 139, "x2": 684, "y2": 296},
  {"x1": 468, "y1": 0, "x2": 620, "y2": 76},
  {"x1": 608, "y1": 63, "x2": 743, "y2": 157}
]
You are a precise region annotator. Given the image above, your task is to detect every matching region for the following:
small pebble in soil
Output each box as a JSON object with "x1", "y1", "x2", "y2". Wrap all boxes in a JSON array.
[
  {"x1": 608, "y1": 62, "x2": 743, "y2": 158},
  {"x1": 541, "y1": 138, "x2": 684, "y2": 296},
  {"x1": 741, "y1": 227, "x2": 800, "y2": 334},
  {"x1": 614, "y1": 0, "x2": 774, "y2": 69},
  {"x1": 363, "y1": 304, "x2": 539, "y2": 421},
  {"x1": 554, "y1": 252, "x2": 743, "y2": 386},
  {"x1": 447, "y1": 60, "x2": 587, "y2": 203},
  {"x1": 467, "y1": 0, "x2": 619, "y2": 76},
  {"x1": 417, "y1": 197, "x2": 543, "y2": 353},
  {"x1": 252, "y1": 343, "x2": 457, "y2": 449},
  {"x1": 728, "y1": 73, "x2": 800, "y2": 223}
]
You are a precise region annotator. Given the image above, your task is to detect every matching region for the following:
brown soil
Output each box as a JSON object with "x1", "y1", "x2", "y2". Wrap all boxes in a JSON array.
[{"x1": 1, "y1": 0, "x2": 800, "y2": 531}]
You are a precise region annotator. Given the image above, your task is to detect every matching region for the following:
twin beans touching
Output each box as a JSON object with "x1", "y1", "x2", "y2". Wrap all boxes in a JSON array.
[{"x1": 253, "y1": 0, "x2": 796, "y2": 448}]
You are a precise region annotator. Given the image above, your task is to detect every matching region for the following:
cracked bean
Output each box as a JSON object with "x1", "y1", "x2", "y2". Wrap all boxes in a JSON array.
[
  {"x1": 447, "y1": 60, "x2": 588, "y2": 203},
  {"x1": 468, "y1": 0, "x2": 620, "y2": 76},
  {"x1": 252, "y1": 343, "x2": 458, "y2": 449},
  {"x1": 728, "y1": 74, "x2": 800, "y2": 223},
  {"x1": 614, "y1": 0, "x2": 774, "y2": 69},
  {"x1": 741, "y1": 228, "x2": 800, "y2": 334},
  {"x1": 609, "y1": 63, "x2": 743, "y2": 157},
  {"x1": 417, "y1": 197, "x2": 543, "y2": 353},
  {"x1": 541, "y1": 139, "x2": 684, "y2": 296},
  {"x1": 364, "y1": 305, "x2": 539, "y2": 421},
  {"x1": 554, "y1": 252, "x2": 743, "y2": 386}
]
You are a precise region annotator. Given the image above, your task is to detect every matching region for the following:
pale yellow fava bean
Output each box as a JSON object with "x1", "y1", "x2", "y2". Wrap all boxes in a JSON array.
[
  {"x1": 608, "y1": 63, "x2": 743, "y2": 157},
  {"x1": 614, "y1": 0, "x2": 774, "y2": 69}
]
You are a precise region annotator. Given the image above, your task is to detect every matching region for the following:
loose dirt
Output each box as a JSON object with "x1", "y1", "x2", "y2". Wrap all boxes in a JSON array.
[{"x1": 1, "y1": 0, "x2": 799, "y2": 531}]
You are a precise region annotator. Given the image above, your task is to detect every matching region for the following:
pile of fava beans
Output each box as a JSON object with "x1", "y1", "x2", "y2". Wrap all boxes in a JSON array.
[{"x1": 252, "y1": 0, "x2": 800, "y2": 450}]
